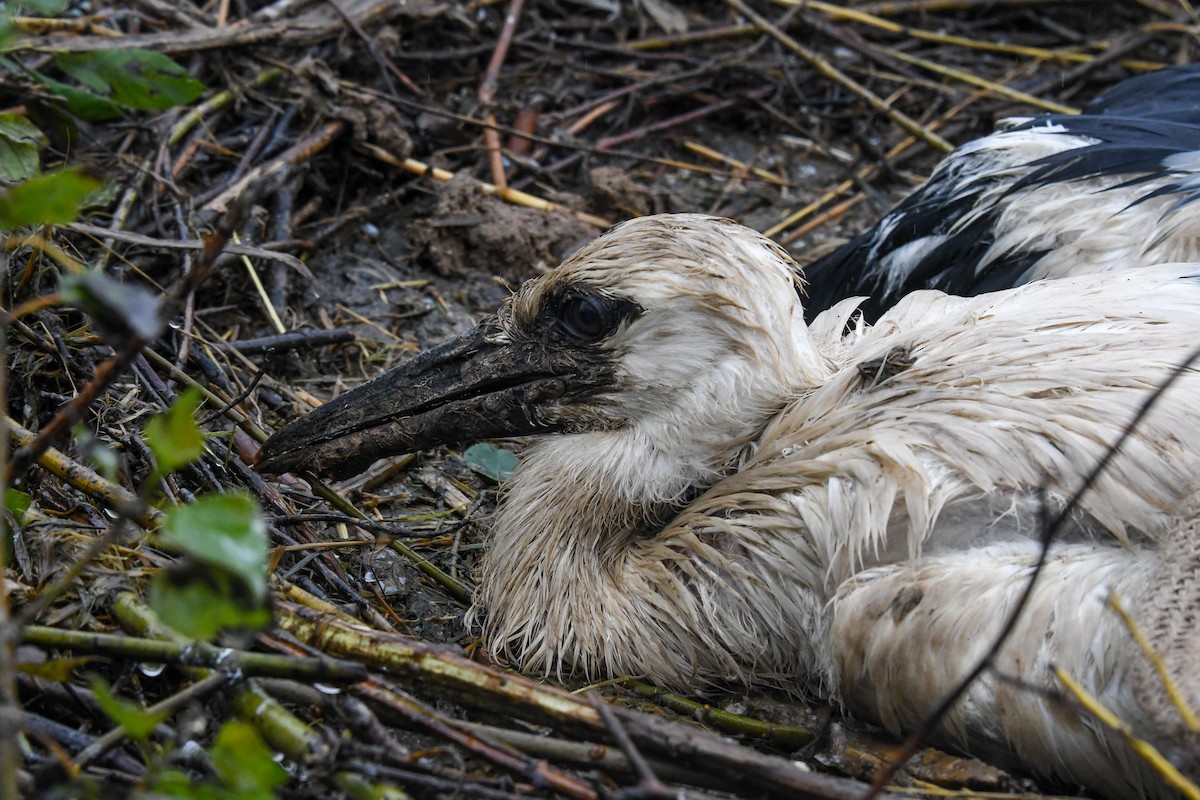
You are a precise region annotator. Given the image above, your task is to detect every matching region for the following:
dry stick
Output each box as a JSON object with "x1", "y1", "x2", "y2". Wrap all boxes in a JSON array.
[
  {"x1": 265, "y1": 630, "x2": 599, "y2": 799},
  {"x1": 780, "y1": 194, "x2": 865, "y2": 246},
  {"x1": 13, "y1": 0, "x2": 408, "y2": 54},
  {"x1": 8, "y1": 15, "x2": 123, "y2": 36},
  {"x1": 867, "y1": 343, "x2": 1200, "y2": 798},
  {"x1": 727, "y1": 0, "x2": 953, "y2": 153},
  {"x1": 7, "y1": 212, "x2": 241, "y2": 484},
  {"x1": 112, "y1": 593, "x2": 336, "y2": 768},
  {"x1": 275, "y1": 601, "x2": 899, "y2": 800},
  {"x1": 217, "y1": 328, "x2": 355, "y2": 355},
  {"x1": 326, "y1": 0, "x2": 422, "y2": 96},
  {"x1": 479, "y1": 0, "x2": 525, "y2": 189},
  {"x1": 1053, "y1": 668, "x2": 1200, "y2": 799},
  {"x1": 592, "y1": 693, "x2": 672, "y2": 798},
  {"x1": 619, "y1": 678, "x2": 810, "y2": 748},
  {"x1": 355, "y1": 679, "x2": 600, "y2": 800},
  {"x1": 6, "y1": 418, "x2": 162, "y2": 530},
  {"x1": 200, "y1": 120, "x2": 347, "y2": 218},
  {"x1": 20, "y1": 626, "x2": 368, "y2": 683},
  {"x1": 361, "y1": 143, "x2": 613, "y2": 229},
  {"x1": 74, "y1": 672, "x2": 230, "y2": 769},
  {"x1": 684, "y1": 140, "x2": 790, "y2": 186},
  {"x1": 0, "y1": 252, "x2": 17, "y2": 800},
  {"x1": 1107, "y1": 591, "x2": 1200, "y2": 732},
  {"x1": 792, "y1": 0, "x2": 1164, "y2": 74},
  {"x1": 454, "y1": 720, "x2": 737, "y2": 793},
  {"x1": 877, "y1": 46, "x2": 1078, "y2": 114}
]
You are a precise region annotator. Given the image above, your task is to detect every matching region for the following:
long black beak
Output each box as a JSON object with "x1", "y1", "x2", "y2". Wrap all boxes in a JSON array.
[{"x1": 257, "y1": 319, "x2": 575, "y2": 478}]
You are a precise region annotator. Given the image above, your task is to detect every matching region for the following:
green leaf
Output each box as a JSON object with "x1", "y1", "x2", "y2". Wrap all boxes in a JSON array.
[
  {"x1": 18, "y1": 656, "x2": 95, "y2": 682},
  {"x1": 33, "y1": 71, "x2": 125, "y2": 121},
  {"x1": 54, "y1": 51, "x2": 204, "y2": 112},
  {"x1": 73, "y1": 424, "x2": 119, "y2": 481},
  {"x1": 143, "y1": 388, "x2": 206, "y2": 474},
  {"x1": 5, "y1": 488, "x2": 31, "y2": 524},
  {"x1": 463, "y1": 442, "x2": 519, "y2": 482},
  {"x1": 149, "y1": 493, "x2": 270, "y2": 640},
  {"x1": 89, "y1": 674, "x2": 168, "y2": 741},
  {"x1": 145, "y1": 768, "x2": 224, "y2": 799},
  {"x1": 210, "y1": 721, "x2": 288, "y2": 798},
  {"x1": 20, "y1": 0, "x2": 72, "y2": 14},
  {"x1": 0, "y1": 166, "x2": 101, "y2": 229},
  {"x1": 147, "y1": 569, "x2": 272, "y2": 642},
  {"x1": 0, "y1": 113, "x2": 46, "y2": 181},
  {"x1": 61, "y1": 269, "x2": 164, "y2": 343},
  {"x1": 158, "y1": 493, "x2": 269, "y2": 605},
  {"x1": 0, "y1": 18, "x2": 14, "y2": 53}
]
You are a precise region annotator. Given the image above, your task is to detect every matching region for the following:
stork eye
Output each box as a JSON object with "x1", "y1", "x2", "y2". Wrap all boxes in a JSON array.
[{"x1": 557, "y1": 294, "x2": 617, "y2": 342}]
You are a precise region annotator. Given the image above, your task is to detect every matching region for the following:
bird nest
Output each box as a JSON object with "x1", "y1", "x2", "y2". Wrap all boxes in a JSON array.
[{"x1": 2, "y1": 1, "x2": 1194, "y2": 797}]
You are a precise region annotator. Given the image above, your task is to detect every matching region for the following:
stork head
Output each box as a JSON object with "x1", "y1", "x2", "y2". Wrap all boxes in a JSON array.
[{"x1": 257, "y1": 214, "x2": 826, "y2": 482}]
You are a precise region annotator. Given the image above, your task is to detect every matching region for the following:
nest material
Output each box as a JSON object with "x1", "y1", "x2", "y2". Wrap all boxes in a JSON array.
[{"x1": 3, "y1": 1, "x2": 1196, "y2": 797}]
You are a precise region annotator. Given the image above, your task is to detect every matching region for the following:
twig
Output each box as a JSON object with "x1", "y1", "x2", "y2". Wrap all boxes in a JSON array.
[
  {"x1": 1054, "y1": 667, "x2": 1200, "y2": 799},
  {"x1": 593, "y1": 693, "x2": 673, "y2": 799},
  {"x1": 7, "y1": 212, "x2": 241, "y2": 483},
  {"x1": 1107, "y1": 591, "x2": 1200, "y2": 733},
  {"x1": 728, "y1": 0, "x2": 953, "y2": 152},
  {"x1": 74, "y1": 671, "x2": 230, "y2": 769},
  {"x1": 877, "y1": 45, "x2": 1078, "y2": 114},
  {"x1": 326, "y1": 0, "x2": 422, "y2": 96},
  {"x1": 276, "y1": 601, "x2": 901, "y2": 799},
  {"x1": 21, "y1": 625, "x2": 369, "y2": 683},
  {"x1": 67, "y1": 223, "x2": 311, "y2": 280},
  {"x1": 113, "y1": 593, "x2": 336, "y2": 766},
  {"x1": 7, "y1": 417, "x2": 162, "y2": 530},
  {"x1": 355, "y1": 678, "x2": 599, "y2": 800},
  {"x1": 200, "y1": 120, "x2": 347, "y2": 218},
  {"x1": 0, "y1": 248, "x2": 17, "y2": 800},
  {"x1": 199, "y1": 365, "x2": 267, "y2": 425},
  {"x1": 361, "y1": 144, "x2": 612, "y2": 229},
  {"x1": 479, "y1": 0, "x2": 525, "y2": 188},
  {"x1": 620, "y1": 678, "x2": 811, "y2": 748},
  {"x1": 215, "y1": 328, "x2": 354, "y2": 355}
]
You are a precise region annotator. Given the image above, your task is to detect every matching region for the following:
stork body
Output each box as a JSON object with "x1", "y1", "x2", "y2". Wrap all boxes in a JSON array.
[
  {"x1": 260, "y1": 215, "x2": 1200, "y2": 797},
  {"x1": 803, "y1": 63, "x2": 1200, "y2": 322}
]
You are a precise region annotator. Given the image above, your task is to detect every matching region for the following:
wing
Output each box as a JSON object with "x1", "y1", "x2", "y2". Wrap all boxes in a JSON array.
[{"x1": 801, "y1": 64, "x2": 1200, "y2": 322}]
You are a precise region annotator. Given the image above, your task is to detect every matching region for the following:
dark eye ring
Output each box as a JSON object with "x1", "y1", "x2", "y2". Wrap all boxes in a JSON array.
[{"x1": 558, "y1": 294, "x2": 616, "y2": 342}]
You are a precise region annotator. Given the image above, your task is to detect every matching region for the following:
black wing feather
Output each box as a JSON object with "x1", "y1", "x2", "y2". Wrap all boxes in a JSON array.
[{"x1": 802, "y1": 64, "x2": 1200, "y2": 323}]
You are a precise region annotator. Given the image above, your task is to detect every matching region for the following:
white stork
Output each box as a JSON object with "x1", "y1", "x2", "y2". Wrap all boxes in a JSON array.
[
  {"x1": 260, "y1": 214, "x2": 1200, "y2": 798},
  {"x1": 803, "y1": 63, "x2": 1200, "y2": 322}
]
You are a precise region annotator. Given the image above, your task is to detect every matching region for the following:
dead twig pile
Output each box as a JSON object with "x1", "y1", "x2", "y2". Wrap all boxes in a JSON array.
[{"x1": 1, "y1": 0, "x2": 1196, "y2": 797}]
